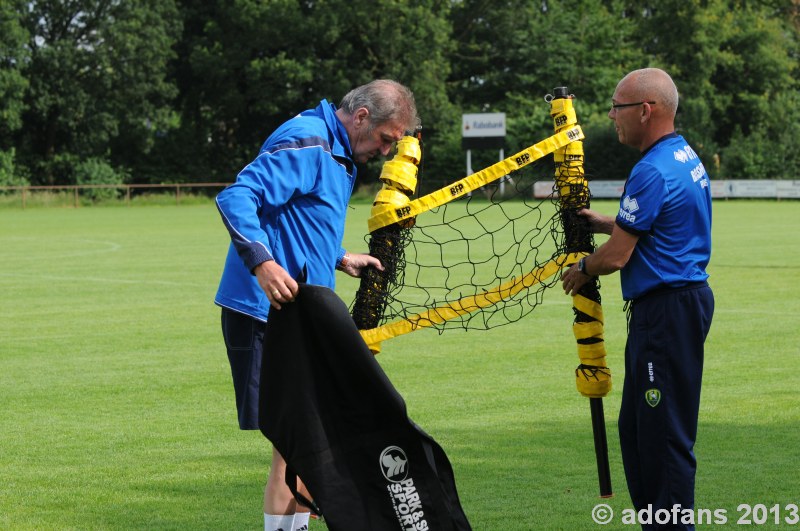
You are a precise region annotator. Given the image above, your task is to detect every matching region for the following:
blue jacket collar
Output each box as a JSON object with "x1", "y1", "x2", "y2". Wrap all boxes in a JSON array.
[{"x1": 317, "y1": 100, "x2": 353, "y2": 161}]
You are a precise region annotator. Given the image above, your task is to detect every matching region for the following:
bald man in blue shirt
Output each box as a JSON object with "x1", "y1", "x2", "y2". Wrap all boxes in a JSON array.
[{"x1": 562, "y1": 68, "x2": 714, "y2": 530}]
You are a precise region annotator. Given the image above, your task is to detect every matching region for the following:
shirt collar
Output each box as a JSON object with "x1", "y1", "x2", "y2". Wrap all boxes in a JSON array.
[{"x1": 641, "y1": 132, "x2": 679, "y2": 158}]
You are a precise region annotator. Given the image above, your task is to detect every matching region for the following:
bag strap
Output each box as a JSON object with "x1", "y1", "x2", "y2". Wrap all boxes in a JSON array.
[{"x1": 284, "y1": 464, "x2": 323, "y2": 518}]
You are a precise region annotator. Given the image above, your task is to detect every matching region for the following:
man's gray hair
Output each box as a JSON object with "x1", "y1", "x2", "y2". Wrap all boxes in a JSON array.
[{"x1": 339, "y1": 79, "x2": 420, "y2": 133}]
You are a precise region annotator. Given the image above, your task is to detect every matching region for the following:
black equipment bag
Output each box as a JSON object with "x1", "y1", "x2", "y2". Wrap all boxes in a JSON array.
[{"x1": 259, "y1": 284, "x2": 472, "y2": 531}]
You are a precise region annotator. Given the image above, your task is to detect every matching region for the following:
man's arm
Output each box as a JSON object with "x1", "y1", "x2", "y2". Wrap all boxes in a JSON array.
[
  {"x1": 561, "y1": 221, "x2": 639, "y2": 297},
  {"x1": 217, "y1": 146, "x2": 320, "y2": 272},
  {"x1": 579, "y1": 208, "x2": 616, "y2": 235}
]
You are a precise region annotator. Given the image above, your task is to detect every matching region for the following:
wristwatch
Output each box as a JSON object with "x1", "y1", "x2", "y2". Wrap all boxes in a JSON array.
[
  {"x1": 578, "y1": 257, "x2": 589, "y2": 275},
  {"x1": 337, "y1": 252, "x2": 351, "y2": 271}
]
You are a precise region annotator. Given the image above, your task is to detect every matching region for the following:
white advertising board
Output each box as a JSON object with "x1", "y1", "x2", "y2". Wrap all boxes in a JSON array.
[{"x1": 462, "y1": 113, "x2": 506, "y2": 138}]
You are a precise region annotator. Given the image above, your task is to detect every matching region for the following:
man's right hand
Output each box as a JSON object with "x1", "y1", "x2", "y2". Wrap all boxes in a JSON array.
[
  {"x1": 254, "y1": 260, "x2": 299, "y2": 310},
  {"x1": 577, "y1": 208, "x2": 616, "y2": 235}
]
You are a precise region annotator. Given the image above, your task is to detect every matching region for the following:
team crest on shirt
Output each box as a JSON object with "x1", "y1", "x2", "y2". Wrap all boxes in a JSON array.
[{"x1": 645, "y1": 388, "x2": 661, "y2": 407}]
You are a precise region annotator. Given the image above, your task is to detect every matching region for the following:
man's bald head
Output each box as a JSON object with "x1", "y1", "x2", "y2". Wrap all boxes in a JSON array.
[
  {"x1": 617, "y1": 68, "x2": 679, "y2": 118},
  {"x1": 610, "y1": 68, "x2": 680, "y2": 151}
]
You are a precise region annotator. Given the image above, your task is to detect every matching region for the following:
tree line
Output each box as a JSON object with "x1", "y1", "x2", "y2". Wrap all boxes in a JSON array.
[{"x1": 1, "y1": 0, "x2": 798, "y2": 192}]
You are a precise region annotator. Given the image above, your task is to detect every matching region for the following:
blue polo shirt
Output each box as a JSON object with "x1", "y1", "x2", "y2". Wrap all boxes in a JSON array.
[
  {"x1": 615, "y1": 133, "x2": 712, "y2": 300},
  {"x1": 215, "y1": 100, "x2": 356, "y2": 321}
]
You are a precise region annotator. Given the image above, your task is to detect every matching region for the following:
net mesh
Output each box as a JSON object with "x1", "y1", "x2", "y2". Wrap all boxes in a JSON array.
[{"x1": 351, "y1": 159, "x2": 567, "y2": 333}]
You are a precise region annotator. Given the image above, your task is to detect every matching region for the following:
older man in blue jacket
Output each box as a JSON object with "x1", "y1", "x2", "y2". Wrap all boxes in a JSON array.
[{"x1": 215, "y1": 79, "x2": 418, "y2": 531}]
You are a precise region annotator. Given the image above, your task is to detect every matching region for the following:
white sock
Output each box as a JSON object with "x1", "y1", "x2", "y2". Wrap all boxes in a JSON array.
[
  {"x1": 293, "y1": 512, "x2": 310, "y2": 531},
  {"x1": 264, "y1": 513, "x2": 295, "y2": 531}
]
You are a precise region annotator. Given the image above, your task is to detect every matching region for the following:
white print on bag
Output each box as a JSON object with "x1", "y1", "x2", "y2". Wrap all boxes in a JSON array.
[
  {"x1": 381, "y1": 446, "x2": 430, "y2": 531},
  {"x1": 380, "y1": 446, "x2": 409, "y2": 482}
]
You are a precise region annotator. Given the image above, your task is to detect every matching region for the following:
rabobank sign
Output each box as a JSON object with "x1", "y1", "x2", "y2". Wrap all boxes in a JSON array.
[{"x1": 462, "y1": 113, "x2": 506, "y2": 138}]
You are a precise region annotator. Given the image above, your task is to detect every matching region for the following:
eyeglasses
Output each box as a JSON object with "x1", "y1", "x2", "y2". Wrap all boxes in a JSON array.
[{"x1": 610, "y1": 101, "x2": 656, "y2": 111}]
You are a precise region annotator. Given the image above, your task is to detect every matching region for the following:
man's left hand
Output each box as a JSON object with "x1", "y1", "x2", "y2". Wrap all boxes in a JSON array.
[
  {"x1": 562, "y1": 263, "x2": 592, "y2": 297},
  {"x1": 339, "y1": 252, "x2": 384, "y2": 278}
]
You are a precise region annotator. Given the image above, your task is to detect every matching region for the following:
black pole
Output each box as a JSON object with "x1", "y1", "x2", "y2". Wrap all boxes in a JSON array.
[
  {"x1": 590, "y1": 397, "x2": 613, "y2": 497},
  {"x1": 550, "y1": 87, "x2": 612, "y2": 498}
]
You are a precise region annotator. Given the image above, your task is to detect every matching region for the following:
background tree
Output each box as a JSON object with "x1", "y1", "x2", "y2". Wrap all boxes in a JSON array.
[
  {"x1": 2, "y1": 1, "x2": 798, "y2": 188},
  {"x1": 447, "y1": 0, "x2": 647, "y2": 179},
  {"x1": 625, "y1": 0, "x2": 799, "y2": 178},
  {"x1": 0, "y1": 0, "x2": 29, "y2": 186},
  {"x1": 169, "y1": 0, "x2": 455, "y2": 187},
  {"x1": 712, "y1": 2, "x2": 800, "y2": 178},
  {"x1": 16, "y1": 0, "x2": 180, "y2": 186}
]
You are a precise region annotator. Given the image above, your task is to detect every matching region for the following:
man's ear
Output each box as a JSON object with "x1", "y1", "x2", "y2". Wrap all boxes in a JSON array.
[
  {"x1": 640, "y1": 102, "x2": 652, "y2": 124},
  {"x1": 353, "y1": 107, "x2": 370, "y2": 128}
]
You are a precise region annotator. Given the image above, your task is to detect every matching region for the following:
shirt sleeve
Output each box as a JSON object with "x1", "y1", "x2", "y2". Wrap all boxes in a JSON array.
[
  {"x1": 615, "y1": 160, "x2": 667, "y2": 237},
  {"x1": 335, "y1": 247, "x2": 347, "y2": 268},
  {"x1": 216, "y1": 143, "x2": 322, "y2": 272}
]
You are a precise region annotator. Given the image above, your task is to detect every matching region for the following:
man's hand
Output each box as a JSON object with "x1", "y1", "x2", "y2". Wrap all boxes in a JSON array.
[
  {"x1": 561, "y1": 261, "x2": 592, "y2": 297},
  {"x1": 338, "y1": 253, "x2": 384, "y2": 278},
  {"x1": 254, "y1": 260, "x2": 299, "y2": 310},
  {"x1": 577, "y1": 208, "x2": 615, "y2": 235}
]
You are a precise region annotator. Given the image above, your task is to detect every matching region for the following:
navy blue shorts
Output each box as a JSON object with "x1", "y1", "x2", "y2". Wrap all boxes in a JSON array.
[{"x1": 221, "y1": 308, "x2": 265, "y2": 430}]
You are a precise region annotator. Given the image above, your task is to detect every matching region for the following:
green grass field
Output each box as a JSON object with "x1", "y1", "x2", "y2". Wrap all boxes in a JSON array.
[{"x1": 1, "y1": 199, "x2": 799, "y2": 530}]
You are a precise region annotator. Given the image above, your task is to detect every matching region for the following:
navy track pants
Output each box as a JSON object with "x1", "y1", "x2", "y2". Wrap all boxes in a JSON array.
[{"x1": 619, "y1": 283, "x2": 714, "y2": 530}]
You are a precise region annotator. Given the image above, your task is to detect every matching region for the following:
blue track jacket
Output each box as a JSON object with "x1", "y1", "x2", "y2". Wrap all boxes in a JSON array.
[{"x1": 215, "y1": 100, "x2": 356, "y2": 321}]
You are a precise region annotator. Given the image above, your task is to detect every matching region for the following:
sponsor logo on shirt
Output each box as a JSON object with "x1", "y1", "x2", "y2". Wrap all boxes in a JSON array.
[
  {"x1": 674, "y1": 145, "x2": 699, "y2": 163},
  {"x1": 675, "y1": 145, "x2": 709, "y2": 187},
  {"x1": 619, "y1": 195, "x2": 639, "y2": 223},
  {"x1": 690, "y1": 162, "x2": 709, "y2": 188},
  {"x1": 622, "y1": 195, "x2": 639, "y2": 213}
]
